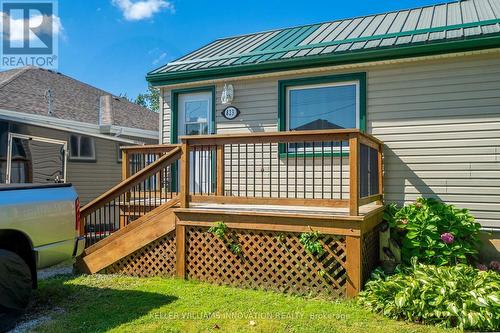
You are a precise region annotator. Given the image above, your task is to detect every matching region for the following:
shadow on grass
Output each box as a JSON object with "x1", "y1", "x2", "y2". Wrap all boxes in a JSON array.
[{"x1": 24, "y1": 275, "x2": 177, "y2": 333}]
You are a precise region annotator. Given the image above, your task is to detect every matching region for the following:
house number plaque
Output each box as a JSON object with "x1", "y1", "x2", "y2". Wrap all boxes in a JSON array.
[{"x1": 221, "y1": 106, "x2": 240, "y2": 120}]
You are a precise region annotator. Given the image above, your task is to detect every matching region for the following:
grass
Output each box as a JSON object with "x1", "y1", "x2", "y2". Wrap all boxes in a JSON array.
[{"x1": 26, "y1": 274, "x2": 459, "y2": 333}]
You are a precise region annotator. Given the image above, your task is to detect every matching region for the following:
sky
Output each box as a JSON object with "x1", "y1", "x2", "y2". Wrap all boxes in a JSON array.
[{"x1": 54, "y1": 0, "x2": 449, "y2": 99}]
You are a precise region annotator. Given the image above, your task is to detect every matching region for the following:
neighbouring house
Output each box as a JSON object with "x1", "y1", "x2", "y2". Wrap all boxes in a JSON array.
[
  {"x1": 146, "y1": 0, "x2": 500, "y2": 257},
  {"x1": 76, "y1": 0, "x2": 499, "y2": 298},
  {"x1": 0, "y1": 66, "x2": 159, "y2": 204}
]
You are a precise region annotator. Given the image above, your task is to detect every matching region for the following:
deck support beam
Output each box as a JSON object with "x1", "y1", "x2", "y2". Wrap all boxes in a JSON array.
[
  {"x1": 176, "y1": 222, "x2": 186, "y2": 278},
  {"x1": 345, "y1": 235, "x2": 362, "y2": 298}
]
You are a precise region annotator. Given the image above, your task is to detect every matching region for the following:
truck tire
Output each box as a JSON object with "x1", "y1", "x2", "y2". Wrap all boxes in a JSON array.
[{"x1": 0, "y1": 249, "x2": 32, "y2": 311}]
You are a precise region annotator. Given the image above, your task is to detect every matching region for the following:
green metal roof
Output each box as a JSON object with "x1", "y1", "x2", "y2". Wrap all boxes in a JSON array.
[{"x1": 147, "y1": 0, "x2": 500, "y2": 85}]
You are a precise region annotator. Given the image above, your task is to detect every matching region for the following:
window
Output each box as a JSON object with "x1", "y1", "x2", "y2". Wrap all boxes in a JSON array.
[
  {"x1": 279, "y1": 73, "x2": 366, "y2": 156},
  {"x1": 69, "y1": 135, "x2": 95, "y2": 161},
  {"x1": 287, "y1": 81, "x2": 359, "y2": 131}
]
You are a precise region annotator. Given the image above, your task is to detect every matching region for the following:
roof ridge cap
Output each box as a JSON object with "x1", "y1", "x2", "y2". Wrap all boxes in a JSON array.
[{"x1": 0, "y1": 66, "x2": 32, "y2": 90}]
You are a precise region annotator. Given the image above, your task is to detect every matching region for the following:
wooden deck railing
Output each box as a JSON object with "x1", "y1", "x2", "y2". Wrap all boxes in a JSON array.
[
  {"x1": 80, "y1": 131, "x2": 382, "y2": 247},
  {"x1": 178, "y1": 129, "x2": 383, "y2": 216},
  {"x1": 80, "y1": 146, "x2": 181, "y2": 246},
  {"x1": 120, "y1": 144, "x2": 180, "y2": 180}
]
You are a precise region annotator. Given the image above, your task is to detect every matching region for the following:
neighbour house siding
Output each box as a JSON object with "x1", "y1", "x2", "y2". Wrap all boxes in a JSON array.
[
  {"x1": 6, "y1": 124, "x2": 123, "y2": 204},
  {"x1": 161, "y1": 52, "x2": 500, "y2": 228}
]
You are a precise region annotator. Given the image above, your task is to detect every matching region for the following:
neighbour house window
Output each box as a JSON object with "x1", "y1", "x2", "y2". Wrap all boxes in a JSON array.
[
  {"x1": 69, "y1": 135, "x2": 95, "y2": 161},
  {"x1": 279, "y1": 73, "x2": 365, "y2": 155}
]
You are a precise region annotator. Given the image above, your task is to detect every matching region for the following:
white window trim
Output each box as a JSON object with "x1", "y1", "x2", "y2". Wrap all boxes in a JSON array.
[
  {"x1": 285, "y1": 80, "x2": 360, "y2": 131},
  {"x1": 69, "y1": 134, "x2": 96, "y2": 161}
]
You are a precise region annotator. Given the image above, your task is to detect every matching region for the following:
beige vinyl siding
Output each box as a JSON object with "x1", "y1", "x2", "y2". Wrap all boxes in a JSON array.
[
  {"x1": 368, "y1": 54, "x2": 500, "y2": 228},
  {"x1": 11, "y1": 124, "x2": 123, "y2": 204},
  {"x1": 215, "y1": 80, "x2": 278, "y2": 134},
  {"x1": 161, "y1": 51, "x2": 500, "y2": 228}
]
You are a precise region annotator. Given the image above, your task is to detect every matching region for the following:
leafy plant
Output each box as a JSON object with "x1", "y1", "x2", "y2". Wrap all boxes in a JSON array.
[
  {"x1": 300, "y1": 231, "x2": 324, "y2": 255},
  {"x1": 208, "y1": 222, "x2": 242, "y2": 256},
  {"x1": 385, "y1": 198, "x2": 481, "y2": 265},
  {"x1": 358, "y1": 259, "x2": 500, "y2": 331},
  {"x1": 228, "y1": 243, "x2": 242, "y2": 255},
  {"x1": 208, "y1": 221, "x2": 228, "y2": 239}
]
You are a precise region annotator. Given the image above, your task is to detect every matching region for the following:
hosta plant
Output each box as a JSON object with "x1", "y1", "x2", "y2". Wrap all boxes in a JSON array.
[
  {"x1": 385, "y1": 198, "x2": 481, "y2": 265},
  {"x1": 358, "y1": 259, "x2": 500, "y2": 331}
]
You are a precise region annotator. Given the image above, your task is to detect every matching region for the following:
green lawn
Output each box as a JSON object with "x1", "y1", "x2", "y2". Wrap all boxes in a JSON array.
[{"x1": 27, "y1": 274, "x2": 458, "y2": 333}]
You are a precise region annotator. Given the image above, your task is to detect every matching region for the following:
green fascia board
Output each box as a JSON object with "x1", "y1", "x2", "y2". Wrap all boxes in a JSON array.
[
  {"x1": 147, "y1": 34, "x2": 500, "y2": 86},
  {"x1": 277, "y1": 72, "x2": 366, "y2": 157}
]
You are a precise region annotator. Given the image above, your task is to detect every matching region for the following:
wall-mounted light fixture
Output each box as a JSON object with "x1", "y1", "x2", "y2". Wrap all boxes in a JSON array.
[{"x1": 221, "y1": 83, "x2": 234, "y2": 105}]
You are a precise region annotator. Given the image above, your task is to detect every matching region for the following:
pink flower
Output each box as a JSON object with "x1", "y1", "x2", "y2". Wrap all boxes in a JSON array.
[
  {"x1": 400, "y1": 219, "x2": 408, "y2": 225},
  {"x1": 489, "y1": 261, "x2": 500, "y2": 272},
  {"x1": 440, "y1": 232, "x2": 454, "y2": 244},
  {"x1": 477, "y1": 264, "x2": 488, "y2": 271}
]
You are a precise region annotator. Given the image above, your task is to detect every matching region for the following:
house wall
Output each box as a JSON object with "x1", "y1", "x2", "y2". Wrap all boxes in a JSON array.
[
  {"x1": 0, "y1": 121, "x2": 133, "y2": 204},
  {"x1": 161, "y1": 51, "x2": 500, "y2": 229}
]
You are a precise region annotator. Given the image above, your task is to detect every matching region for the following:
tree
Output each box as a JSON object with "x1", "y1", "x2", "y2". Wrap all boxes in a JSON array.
[{"x1": 134, "y1": 85, "x2": 160, "y2": 113}]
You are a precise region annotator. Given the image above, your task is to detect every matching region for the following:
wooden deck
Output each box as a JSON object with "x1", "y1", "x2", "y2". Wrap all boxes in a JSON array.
[
  {"x1": 78, "y1": 129, "x2": 385, "y2": 298},
  {"x1": 183, "y1": 202, "x2": 383, "y2": 217}
]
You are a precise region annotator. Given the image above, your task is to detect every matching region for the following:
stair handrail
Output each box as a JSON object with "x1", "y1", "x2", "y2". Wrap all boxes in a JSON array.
[{"x1": 81, "y1": 146, "x2": 182, "y2": 220}]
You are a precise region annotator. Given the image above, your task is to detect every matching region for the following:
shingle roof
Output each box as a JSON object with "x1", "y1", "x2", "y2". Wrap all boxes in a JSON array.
[
  {"x1": 0, "y1": 67, "x2": 158, "y2": 132},
  {"x1": 148, "y1": 0, "x2": 500, "y2": 83}
]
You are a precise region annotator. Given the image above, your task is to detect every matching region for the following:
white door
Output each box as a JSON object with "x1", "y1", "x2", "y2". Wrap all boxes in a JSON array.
[
  {"x1": 6, "y1": 133, "x2": 68, "y2": 184},
  {"x1": 178, "y1": 91, "x2": 213, "y2": 194}
]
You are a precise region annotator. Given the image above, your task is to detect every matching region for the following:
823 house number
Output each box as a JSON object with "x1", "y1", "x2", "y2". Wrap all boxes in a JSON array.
[{"x1": 221, "y1": 106, "x2": 240, "y2": 120}]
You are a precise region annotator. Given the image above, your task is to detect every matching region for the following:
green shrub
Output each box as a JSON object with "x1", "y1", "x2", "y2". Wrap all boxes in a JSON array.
[
  {"x1": 299, "y1": 231, "x2": 324, "y2": 255},
  {"x1": 358, "y1": 259, "x2": 500, "y2": 331},
  {"x1": 385, "y1": 198, "x2": 481, "y2": 265},
  {"x1": 208, "y1": 221, "x2": 228, "y2": 239}
]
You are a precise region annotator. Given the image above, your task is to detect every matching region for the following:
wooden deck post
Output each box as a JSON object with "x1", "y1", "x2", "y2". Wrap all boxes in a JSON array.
[
  {"x1": 349, "y1": 134, "x2": 359, "y2": 216},
  {"x1": 377, "y1": 143, "x2": 383, "y2": 204},
  {"x1": 122, "y1": 149, "x2": 131, "y2": 203},
  {"x1": 176, "y1": 223, "x2": 186, "y2": 278},
  {"x1": 180, "y1": 141, "x2": 190, "y2": 208},
  {"x1": 346, "y1": 235, "x2": 362, "y2": 298},
  {"x1": 216, "y1": 145, "x2": 224, "y2": 196},
  {"x1": 121, "y1": 150, "x2": 130, "y2": 180}
]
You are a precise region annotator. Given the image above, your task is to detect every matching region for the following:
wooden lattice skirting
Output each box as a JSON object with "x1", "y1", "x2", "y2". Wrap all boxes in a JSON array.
[
  {"x1": 104, "y1": 231, "x2": 176, "y2": 277},
  {"x1": 102, "y1": 227, "x2": 375, "y2": 298},
  {"x1": 186, "y1": 227, "x2": 347, "y2": 297}
]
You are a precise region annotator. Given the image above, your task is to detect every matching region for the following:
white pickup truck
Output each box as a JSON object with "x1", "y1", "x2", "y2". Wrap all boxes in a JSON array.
[{"x1": 0, "y1": 183, "x2": 85, "y2": 329}]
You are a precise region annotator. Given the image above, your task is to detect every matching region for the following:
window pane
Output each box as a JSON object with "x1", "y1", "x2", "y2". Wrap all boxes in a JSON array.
[
  {"x1": 289, "y1": 84, "x2": 357, "y2": 130},
  {"x1": 200, "y1": 123, "x2": 208, "y2": 135},
  {"x1": 185, "y1": 124, "x2": 201, "y2": 136},
  {"x1": 79, "y1": 136, "x2": 94, "y2": 158},
  {"x1": 70, "y1": 135, "x2": 79, "y2": 156},
  {"x1": 185, "y1": 100, "x2": 208, "y2": 123}
]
